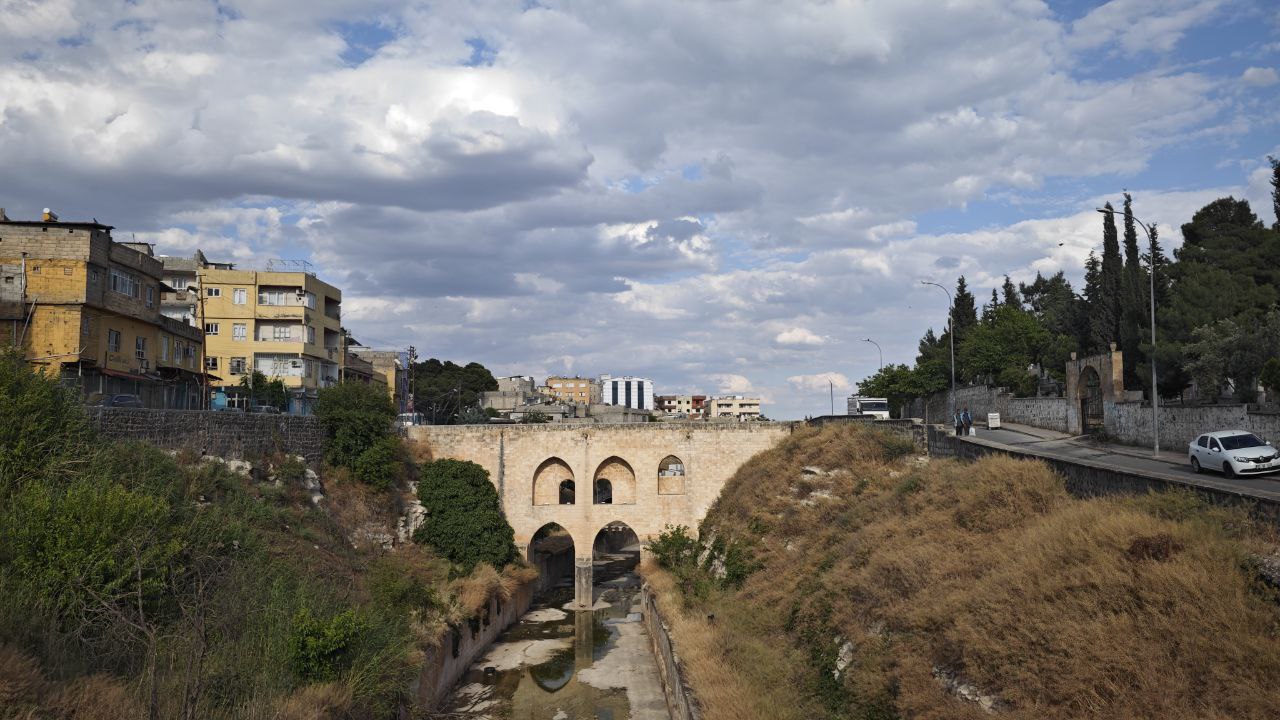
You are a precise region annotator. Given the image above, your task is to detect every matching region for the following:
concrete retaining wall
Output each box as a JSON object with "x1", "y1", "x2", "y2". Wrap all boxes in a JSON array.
[
  {"x1": 412, "y1": 581, "x2": 537, "y2": 709},
  {"x1": 86, "y1": 407, "x2": 326, "y2": 465},
  {"x1": 642, "y1": 584, "x2": 702, "y2": 720}
]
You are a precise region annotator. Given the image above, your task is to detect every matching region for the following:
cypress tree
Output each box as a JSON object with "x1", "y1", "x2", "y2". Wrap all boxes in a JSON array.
[
  {"x1": 1098, "y1": 201, "x2": 1123, "y2": 349},
  {"x1": 1082, "y1": 250, "x2": 1107, "y2": 352},
  {"x1": 1001, "y1": 275, "x2": 1021, "y2": 308},
  {"x1": 1270, "y1": 156, "x2": 1280, "y2": 231},
  {"x1": 1119, "y1": 193, "x2": 1148, "y2": 387},
  {"x1": 953, "y1": 276, "x2": 978, "y2": 341}
]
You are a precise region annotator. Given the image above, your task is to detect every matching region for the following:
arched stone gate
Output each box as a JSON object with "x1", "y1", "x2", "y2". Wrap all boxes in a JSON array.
[{"x1": 1064, "y1": 343, "x2": 1125, "y2": 435}]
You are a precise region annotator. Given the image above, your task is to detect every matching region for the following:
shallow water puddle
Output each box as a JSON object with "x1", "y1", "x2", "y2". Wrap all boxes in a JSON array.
[{"x1": 433, "y1": 555, "x2": 669, "y2": 720}]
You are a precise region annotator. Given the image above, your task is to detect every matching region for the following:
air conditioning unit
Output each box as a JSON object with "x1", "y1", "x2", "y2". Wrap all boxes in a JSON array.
[{"x1": 290, "y1": 360, "x2": 302, "y2": 369}]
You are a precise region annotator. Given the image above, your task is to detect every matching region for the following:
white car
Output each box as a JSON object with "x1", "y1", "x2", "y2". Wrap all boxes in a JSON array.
[{"x1": 1188, "y1": 431, "x2": 1280, "y2": 478}]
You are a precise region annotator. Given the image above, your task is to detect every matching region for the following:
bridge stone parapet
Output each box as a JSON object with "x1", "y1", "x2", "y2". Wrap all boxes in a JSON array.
[{"x1": 409, "y1": 422, "x2": 794, "y2": 606}]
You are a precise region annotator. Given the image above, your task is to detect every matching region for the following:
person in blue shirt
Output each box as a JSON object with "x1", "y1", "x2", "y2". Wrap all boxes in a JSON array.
[{"x1": 962, "y1": 407, "x2": 973, "y2": 435}]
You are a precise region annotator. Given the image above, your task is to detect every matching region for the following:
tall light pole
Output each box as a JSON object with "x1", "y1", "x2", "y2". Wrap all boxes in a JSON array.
[
  {"x1": 921, "y1": 281, "x2": 956, "y2": 430},
  {"x1": 1097, "y1": 207, "x2": 1160, "y2": 456},
  {"x1": 862, "y1": 337, "x2": 883, "y2": 369},
  {"x1": 829, "y1": 378, "x2": 835, "y2": 416}
]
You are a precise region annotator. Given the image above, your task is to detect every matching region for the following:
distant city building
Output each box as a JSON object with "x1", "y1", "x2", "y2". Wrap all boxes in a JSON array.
[
  {"x1": 349, "y1": 348, "x2": 407, "y2": 411},
  {"x1": 544, "y1": 375, "x2": 600, "y2": 404},
  {"x1": 656, "y1": 394, "x2": 707, "y2": 418},
  {"x1": 483, "y1": 375, "x2": 543, "y2": 413},
  {"x1": 600, "y1": 374, "x2": 654, "y2": 411},
  {"x1": 706, "y1": 395, "x2": 762, "y2": 421}
]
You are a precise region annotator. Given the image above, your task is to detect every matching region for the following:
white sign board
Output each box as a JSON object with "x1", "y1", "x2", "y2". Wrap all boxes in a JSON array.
[{"x1": 987, "y1": 412, "x2": 1001, "y2": 429}]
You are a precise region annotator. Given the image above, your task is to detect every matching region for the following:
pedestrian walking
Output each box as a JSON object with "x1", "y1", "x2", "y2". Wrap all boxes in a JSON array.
[
  {"x1": 962, "y1": 407, "x2": 973, "y2": 435},
  {"x1": 954, "y1": 410, "x2": 964, "y2": 436}
]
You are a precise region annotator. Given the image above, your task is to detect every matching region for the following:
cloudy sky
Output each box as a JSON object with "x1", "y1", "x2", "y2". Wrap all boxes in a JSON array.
[{"x1": 3, "y1": 0, "x2": 1279, "y2": 418}]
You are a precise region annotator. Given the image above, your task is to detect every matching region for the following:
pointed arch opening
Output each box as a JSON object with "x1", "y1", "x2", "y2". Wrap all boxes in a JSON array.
[
  {"x1": 528, "y1": 522, "x2": 575, "y2": 597},
  {"x1": 533, "y1": 457, "x2": 574, "y2": 506},
  {"x1": 658, "y1": 455, "x2": 687, "y2": 495},
  {"x1": 593, "y1": 456, "x2": 635, "y2": 505}
]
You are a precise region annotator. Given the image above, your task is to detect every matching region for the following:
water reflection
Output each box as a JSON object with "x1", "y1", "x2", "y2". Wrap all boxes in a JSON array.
[{"x1": 432, "y1": 551, "x2": 665, "y2": 720}]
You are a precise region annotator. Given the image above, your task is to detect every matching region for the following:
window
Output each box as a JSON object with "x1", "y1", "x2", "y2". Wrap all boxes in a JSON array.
[
  {"x1": 1210, "y1": 439, "x2": 1221, "y2": 451},
  {"x1": 273, "y1": 325, "x2": 292, "y2": 341},
  {"x1": 204, "y1": 322, "x2": 219, "y2": 335},
  {"x1": 110, "y1": 269, "x2": 139, "y2": 297},
  {"x1": 183, "y1": 344, "x2": 194, "y2": 360},
  {"x1": 160, "y1": 335, "x2": 170, "y2": 362},
  {"x1": 1197, "y1": 436, "x2": 1209, "y2": 448},
  {"x1": 63, "y1": 267, "x2": 72, "y2": 276},
  {"x1": 31, "y1": 265, "x2": 40, "y2": 274},
  {"x1": 232, "y1": 323, "x2": 247, "y2": 341},
  {"x1": 259, "y1": 290, "x2": 285, "y2": 305},
  {"x1": 229, "y1": 357, "x2": 246, "y2": 374},
  {"x1": 145, "y1": 285, "x2": 155, "y2": 307},
  {"x1": 81, "y1": 316, "x2": 90, "y2": 337},
  {"x1": 205, "y1": 356, "x2": 219, "y2": 370},
  {"x1": 171, "y1": 277, "x2": 187, "y2": 290},
  {"x1": 306, "y1": 326, "x2": 315, "y2": 344},
  {"x1": 135, "y1": 336, "x2": 147, "y2": 360},
  {"x1": 232, "y1": 288, "x2": 247, "y2": 305},
  {"x1": 206, "y1": 287, "x2": 221, "y2": 297},
  {"x1": 107, "y1": 329, "x2": 121, "y2": 353},
  {"x1": 303, "y1": 291, "x2": 316, "y2": 309}
]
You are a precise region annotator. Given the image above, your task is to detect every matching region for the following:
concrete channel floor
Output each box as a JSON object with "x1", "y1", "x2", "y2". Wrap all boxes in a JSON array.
[{"x1": 971, "y1": 422, "x2": 1280, "y2": 503}]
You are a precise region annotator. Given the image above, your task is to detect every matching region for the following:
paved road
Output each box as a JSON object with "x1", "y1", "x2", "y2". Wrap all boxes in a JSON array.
[{"x1": 969, "y1": 425, "x2": 1280, "y2": 504}]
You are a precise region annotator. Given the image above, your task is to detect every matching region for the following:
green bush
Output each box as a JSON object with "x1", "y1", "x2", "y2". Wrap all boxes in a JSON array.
[
  {"x1": 353, "y1": 436, "x2": 401, "y2": 490},
  {"x1": 314, "y1": 382, "x2": 396, "y2": 484},
  {"x1": 413, "y1": 459, "x2": 516, "y2": 573},
  {"x1": 368, "y1": 559, "x2": 442, "y2": 615},
  {"x1": 647, "y1": 524, "x2": 700, "y2": 572},
  {"x1": 0, "y1": 352, "x2": 92, "y2": 496},
  {"x1": 287, "y1": 607, "x2": 363, "y2": 682}
]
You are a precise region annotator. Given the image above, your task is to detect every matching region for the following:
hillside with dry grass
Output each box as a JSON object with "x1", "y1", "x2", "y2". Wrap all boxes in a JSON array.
[{"x1": 642, "y1": 423, "x2": 1280, "y2": 720}]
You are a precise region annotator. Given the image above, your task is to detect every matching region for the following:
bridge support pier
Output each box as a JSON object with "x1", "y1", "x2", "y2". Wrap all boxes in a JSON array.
[{"x1": 574, "y1": 556, "x2": 593, "y2": 609}]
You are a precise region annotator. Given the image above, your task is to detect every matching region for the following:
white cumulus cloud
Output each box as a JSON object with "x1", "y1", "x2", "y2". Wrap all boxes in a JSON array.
[
  {"x1": 775, "y1": 327, "x2": 825, "y2": 346},
  {"x1": 1241, "y1": 67, "x2": 1279, "y2": 87}
]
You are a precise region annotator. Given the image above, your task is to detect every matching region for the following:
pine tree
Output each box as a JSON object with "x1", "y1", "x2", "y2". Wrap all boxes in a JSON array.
[
  {"x1": 953, "y1": 276, "x2": 978, "y2": 341},
  {"x1": 982, "y1": 288, "x2": 1000, "y2": 324},
  {"x1": 1098, "y1": 201, "x2": 1123, "y2": 349},
  {"x1": 1270, "y1": 156, "x2": 1280, "y2": 231},
  {"x1": 1082, "y1": 250, "x2": 1107, "y2": 352},
  {"x1": 1001, "y1": 275, "x2": 1021, "y2": 308}
]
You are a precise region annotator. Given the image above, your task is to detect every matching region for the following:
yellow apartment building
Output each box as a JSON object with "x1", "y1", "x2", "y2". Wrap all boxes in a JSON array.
[
  {"x1": 159, "y1": 253, "x2": 343, "y2": 415},
  {"x1": 0, "y1": 209, "x2": 205, "y2": 408},
  {"x1": 348, "y1": 347, "x2": 406, "y2": 410},
  {"x1": 543, "y1": 375, "x2": 600, "y2": 404}
]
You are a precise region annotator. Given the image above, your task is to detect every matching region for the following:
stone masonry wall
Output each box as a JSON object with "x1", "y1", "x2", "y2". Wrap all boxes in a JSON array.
[
  {"x1": 409, "y1": 422, "x2": 794, "y2": 561},
  {"x1": 1106, "y1": 402, "x2": 1280, "y2": 450},
  {"x1": 87, "y1": 407, "x2": 326, "y2": 465},
  {"x1": 1005, "y1": 397, "x2": 1069, "y2": 433}
]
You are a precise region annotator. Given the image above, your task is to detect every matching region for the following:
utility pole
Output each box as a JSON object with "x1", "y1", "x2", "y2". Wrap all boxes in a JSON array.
[
  {"x1": 921, "y1": 281, "x2": 956, "y2": 431},
  {"x1": 829, "y1": 378, "x2": 834, "y2": 416},
  {"x1": 862, "y1": 337, "x2": 883, "y2": 369}
]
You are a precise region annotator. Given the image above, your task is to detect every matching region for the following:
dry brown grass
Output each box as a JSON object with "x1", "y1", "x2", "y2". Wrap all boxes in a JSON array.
[
  {"x1": 0, "y1": 645, "x2": 141, "y2": 720},
  {"x1": 448, "y1": 562, "x2": 539, "y2": 621},
  {"x1": 659, "y1": 424, "x2": 1280, "y2": 720},
  {"x1": 270, "y1": 682, "x2": 353, "y2": 720}
]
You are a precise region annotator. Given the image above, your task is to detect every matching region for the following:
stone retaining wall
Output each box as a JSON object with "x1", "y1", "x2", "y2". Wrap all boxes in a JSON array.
[
  {"x1": 86, "y1": 407, "x2": 326, "y2": 465},
  {"x1": 642, "y1": 584, "x2": 702, "y2": 720},
  {"x1": 1107, "y1": 402, "x2": 1280, "y2": 449},
  {"x1": 412, "y1": 581, "x2": 537, "y2": 709},
  {"x1": 1006, "y1": 396, "x2": 1069, "y2": 432}
]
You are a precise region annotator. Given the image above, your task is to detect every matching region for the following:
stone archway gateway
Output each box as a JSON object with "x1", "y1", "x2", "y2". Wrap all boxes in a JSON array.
[
  {"x1": 1064, "y1": 343, "x2": 1126, "y2": 436},
  {"x1": 409, "y1": 422, "x2": 794, "y2": 607},
  {"x1": 1079, "y1": 366, "x2": 1103, "y2": 433}
]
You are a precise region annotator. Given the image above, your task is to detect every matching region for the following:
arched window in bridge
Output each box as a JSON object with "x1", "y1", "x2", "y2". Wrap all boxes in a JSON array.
[
  {"x1": 534, "y1": 457, "x2": 574, "y2": 505},
  {"x1": 593, "y1": 457, "x2": 635, "y2": 505},
  {"x1": 559, "y1": 479, "x2": 576, "y2": 505},
  {"x1": 594, "y1": 478, "x2": 613, "y2": 504},
  {"x1": 658, "y1": 455, "x2": 687, "y2": 495}
]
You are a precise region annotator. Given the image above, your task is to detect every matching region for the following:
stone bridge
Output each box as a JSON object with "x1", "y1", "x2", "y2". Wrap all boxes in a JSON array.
[{"x1": 408, "y1": 422, "x2": 794, "y2": 606}]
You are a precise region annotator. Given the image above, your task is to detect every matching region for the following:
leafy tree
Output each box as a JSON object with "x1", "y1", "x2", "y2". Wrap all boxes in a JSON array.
[
  {"x1": 522, "y1": 410, "x2": 551, "y2": 424},
  {"x1": 411, "y1": 359, "x2": 498, "y2": 424},
  {"x1": 1261, "y1": 358, "x2": 1280, "y2": 402},
  {"x1": 237, "y1": 370, "x2": 289, "y2": 411},
  {"x1": 959, "y1": 304, "x2": 1049, "y2": 394},
  {"x1": 457, "y1": 406, "x2": 491, "y2": 425},
  {"x1": 855, "y1": 363, "x2": 922, "y2": 418},
  {"x1": 314, "y1": 382, "x2": 397, "y2": 485},
  {"x1": 413, "y1": 459, "x2": 516, "y2": 574},
  {"x1": 1183, "y1": 311, "x2": 1280, "y2": 402},
  {"x1": 1020, "y1": 271, "x2": 1082, "y2": 351},
  {"x1": 913, "y1": 329, "x2": 951, "y2": 393}
]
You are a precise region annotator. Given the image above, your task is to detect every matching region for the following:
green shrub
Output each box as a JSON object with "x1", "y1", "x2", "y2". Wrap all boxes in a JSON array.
[
  {"x1": 288, "y1": 607, "x2": 363, "y2": 682},
  {"x1": 368, "y1": 558, "x2": 442, "y2": 615},
  {"x1": 646, "y1": 524, "x2": 701, "y2": 572},
  {"x1": 413, "y1": 459, "x2": 516, "y2": 574},
  {"x1": 0, "y1": 352, "x2": 92, "y2": 496},
  {"x1": 314, "y1": 382, "x2": 396, "y2": 485},
  {"x1": 352, "y1": 436, "x2": 401, "y2": 490}
]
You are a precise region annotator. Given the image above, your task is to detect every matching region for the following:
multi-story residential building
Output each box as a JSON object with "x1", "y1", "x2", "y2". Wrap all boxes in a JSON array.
[
  {"x1": 0, "y1": 209, "x2": 205, "y2": 407},
  {"x1": 348, "y1": 348, "x2": 407, "y2": 411},
  {"x1": 600, "y1": 374, "x2": 654, "y2": 411},
  {"x1": 544, "y1": 375, "x2": 600, "y2": 404},
  {"x1": 655, "y1": 394, "x2": 707, "y2": 418},
  {"x1": 706, "y1": 395, "x2": 763, "y2": 421},
  {"x1": 482, "y1": 376, "x2": 542, "y2": 413},
  {"x1": 341, "y1": 342, "x2": 388, "y2": 396},
  {"x1": 159, "y1": 253, "x2": 343, "y2": 415}
]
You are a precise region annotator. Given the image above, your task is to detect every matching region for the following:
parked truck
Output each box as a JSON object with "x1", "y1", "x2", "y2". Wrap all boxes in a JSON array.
[{"x1": 847, "y1": 396, "x2": 890, "y2": 420}]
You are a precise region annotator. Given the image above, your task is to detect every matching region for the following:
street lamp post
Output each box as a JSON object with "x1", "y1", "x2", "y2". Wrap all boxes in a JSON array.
[
  {"x1": 1096, "y1": 207, "x2": 1160, "y2": 456},
  {"x1": 862, "y1": 337, "x2": 883, "y2": 369},
  {"x1": 920, "y1": 281, "x2": 956, "y2": 431}
]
